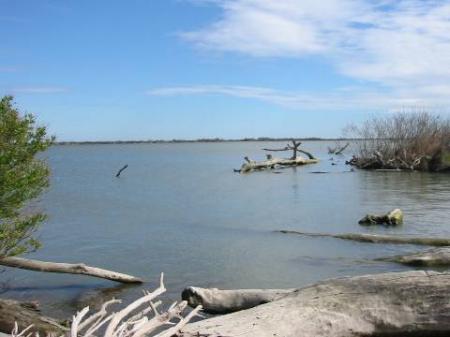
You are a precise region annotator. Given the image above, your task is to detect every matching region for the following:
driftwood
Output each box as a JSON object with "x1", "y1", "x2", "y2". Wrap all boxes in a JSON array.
[
  {"x1": 181, "y1": 270, "x2": 450, "y2": 337},
  {"x1": 328, "y1": 142, "x2": 350, "y2": 155},
  {"x1": 240, "y1": 156, "x2": 318, "y2": 173},
  {"x1": 10, "y1": 274, "x2": 202, "y2": 337},
  {"x1": 115, "y1": 164, "x2": 128, "y2": 178},
  {"x1": 181, "y1": 287, "x2": 294, "y2": 314},
  {"x1": 277, "y1": 230, "x2": 450, "y2": 246},
  {"x1": 263, "y1": 139, "x2": 316, "y2": 160},
  {"x1": 0, "y1": 298, "x2": 68, "y2": 335},
  {"x1": 380, "y1": 247, "x2": 450, "y2": 267},
  {"x1": 359, "y1": 208, "x2": 403, "y2": 226},
  {"x1": 0, "y1": 257, "x2": 143, "y2": 284}
]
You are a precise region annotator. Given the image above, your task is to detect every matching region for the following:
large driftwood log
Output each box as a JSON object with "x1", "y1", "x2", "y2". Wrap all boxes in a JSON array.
[
  {"x1": 0, "y1": 257, "x2": 143, "y2": 283},
  {"x1": 181, "y1": 271, "x2": 450, "y2": 337},
  {"x1": 278, "y1": 230, "x2": 450, "y2": 246},
  {"x1": 181, "y1": 287, "x2": 294, "y2": 314},
  {"x1": 240, "y1": 157, "x2": 318, "y2": 173},
  {"x1": 380, "y1": 247, "x2": 450, "y2": 266},
  {"x1": 0, "y1": 298, "x2": 68, "y2": 335}
]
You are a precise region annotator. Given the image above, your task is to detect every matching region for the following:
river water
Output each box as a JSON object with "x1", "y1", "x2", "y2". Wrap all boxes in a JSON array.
[{"x1": 2, "y1": 141, "x2": 450, "y2": 318}]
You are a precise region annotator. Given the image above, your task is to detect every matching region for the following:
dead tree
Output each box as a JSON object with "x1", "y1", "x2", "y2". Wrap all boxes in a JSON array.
[
  {"x1": 9, "y1": 274, "x2": 202, "y2": 337},
  {"x1": 263, "y1": 139, "x2": 316, "y2": 160}
]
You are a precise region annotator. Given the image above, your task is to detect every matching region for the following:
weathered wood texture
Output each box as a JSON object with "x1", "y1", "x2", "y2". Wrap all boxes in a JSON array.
[
  {"x1": 181, "y1": 287, "x2": 294, "y2": 314},
  {"x1": 0, "y1": 257, "x2": 143, "y2": 283},
  {"x1": 0, "y1": 298, "x2": 67, "y2": 335},
  {"x1": 380, "y1": 247, "x2": 450, "y2": 266},
  {"x1": 240, "y1": 157, "x2": 318, "y2": 173},
  {"x1": 181, "y1": 271, "x2": 450, "y2": 337},
  {"x1": 278, "y1": 230, "x2": 450, "y2": 246}
]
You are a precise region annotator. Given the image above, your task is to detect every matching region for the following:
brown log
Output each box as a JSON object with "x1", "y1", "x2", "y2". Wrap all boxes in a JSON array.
[
  {"x1": 0, "y1": 257, "x2": 143, "y2": 284},
  {"x1": 181, "y1": 271, "x2": 450, "y2": 337}
]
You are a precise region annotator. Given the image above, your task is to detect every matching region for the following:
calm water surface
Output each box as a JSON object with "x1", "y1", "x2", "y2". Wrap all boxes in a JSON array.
[{"x1": 3, "y1": 141, "x2": 450, "y2": 317}]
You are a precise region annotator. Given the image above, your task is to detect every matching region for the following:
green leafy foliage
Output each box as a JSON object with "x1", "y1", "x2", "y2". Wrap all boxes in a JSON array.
[{"x1": 0, "y1": 96, "x2": 54, "y2": 257}]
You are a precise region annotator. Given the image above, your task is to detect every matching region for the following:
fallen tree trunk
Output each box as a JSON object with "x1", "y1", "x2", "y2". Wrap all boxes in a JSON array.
[
  {"x1": 277, "y1": 230, "x2": 450, "y2": 246},
  {"x1": 181, "y1": 287, "x2": 294, "y2": 314},
  {"x1": 379, "y1": 247, "x2": 450, "y2": 267},
  {"x1": 181, "y1": 270, "x2": 450, "y2": 337},
  {"x1": 240, "y1": 157, "x2": 318, "y2": 173},
  {"x1": 0, "y1": 298, "x2": 68, "y2": 335},
  {"x1": 0, "y1": 256, "x2": 143, "y2": 283}
]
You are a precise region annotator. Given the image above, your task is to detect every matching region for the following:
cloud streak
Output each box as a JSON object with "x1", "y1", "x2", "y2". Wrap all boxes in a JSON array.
[{"x1": 147, "y1": 84, "x2": 449, "y2": 111}]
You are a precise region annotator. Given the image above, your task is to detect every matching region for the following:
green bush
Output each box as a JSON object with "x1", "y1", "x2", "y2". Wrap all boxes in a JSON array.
[{"x1": 0, "y1": 96, "x2": 54, "y2": 257}]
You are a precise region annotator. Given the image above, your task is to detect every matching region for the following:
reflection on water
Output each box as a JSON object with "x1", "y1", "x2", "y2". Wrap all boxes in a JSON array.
[{"x1": 1, "y1": 141, "x2": 449, "y2": 318}]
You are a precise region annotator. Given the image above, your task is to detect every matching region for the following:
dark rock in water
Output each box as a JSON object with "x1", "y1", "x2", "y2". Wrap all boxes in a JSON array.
[{"x1": 359, "y1": 208, "x2": 403, "y2": 226}]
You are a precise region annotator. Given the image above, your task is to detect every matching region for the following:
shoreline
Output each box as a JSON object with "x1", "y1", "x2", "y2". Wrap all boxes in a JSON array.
[{"x1": 55, "y1": 137, "x2": 358, "y2": 145}]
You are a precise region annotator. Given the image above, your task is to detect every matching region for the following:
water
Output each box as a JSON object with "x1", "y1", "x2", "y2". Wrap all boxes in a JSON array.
[{"x1": 2, "y1": 141, "x2": 450, "y2": 318}]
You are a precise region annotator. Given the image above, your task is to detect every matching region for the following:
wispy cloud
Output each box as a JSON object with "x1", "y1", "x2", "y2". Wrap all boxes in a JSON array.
[
  {"x1": 147, "y1": 84, "x2": 448, "y2": 111},
  {"x1": 9, "y1": 87, "x2": 69, "y2": 94},
  {"x1": 0, "y1": 66, "x2": 19, "y2": 73},
  {"x1": 180, "y1": 0, "x2": 450, "y2": 106}
]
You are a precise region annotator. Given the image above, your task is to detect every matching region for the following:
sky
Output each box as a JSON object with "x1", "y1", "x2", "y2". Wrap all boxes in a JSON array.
[{"x1": 1, "y1": 0, "x2": 450, "y2": 141}]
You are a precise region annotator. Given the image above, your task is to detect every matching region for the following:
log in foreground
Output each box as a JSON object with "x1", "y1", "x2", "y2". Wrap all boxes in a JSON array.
[
  {"x1": 181, "y1": 287, "x2": 294, "y2": 314},
  {"x1": 380, "y1": 247, "x2": 450, "y2": 267},
  {"x1": 0, "y1": 256, "x2": 143, "y2": 283},
  {"x1": 240, "y1": 156, "x2": 318, "y2": 173},
  {"x1": 277, "y1": 230, "x2": 450, "y2": 246},
  {"x1": 181, "y1": 270, "x2": 450, "y2": 337},
  {"x1": 0, "y1": 298, "x2": 68, "y2": 335}
]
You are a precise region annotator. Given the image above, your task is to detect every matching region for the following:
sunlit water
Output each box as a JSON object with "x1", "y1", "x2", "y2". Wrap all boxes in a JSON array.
[{"x1": 2, "y1": 141, "x2": 450, "y2": 318}]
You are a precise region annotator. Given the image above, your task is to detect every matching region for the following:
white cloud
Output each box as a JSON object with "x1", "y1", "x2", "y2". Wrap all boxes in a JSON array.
[{"x1": 180, "y1": 0, "x2": 450, "y2": 107}]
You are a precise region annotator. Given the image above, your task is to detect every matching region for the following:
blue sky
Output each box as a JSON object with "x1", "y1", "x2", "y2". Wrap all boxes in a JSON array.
[{"x1": 1, "y1": 0, "x2": 450, "y2": 141}]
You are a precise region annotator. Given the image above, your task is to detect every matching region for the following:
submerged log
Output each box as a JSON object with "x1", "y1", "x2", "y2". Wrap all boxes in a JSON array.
[
  {"x1": 379, "y1": 247, "x2": 450, "y2": 267},
  {"x1": 181, "y1": 287, "x2": 294, "y2": 314},
  {"x1": 0, "y1": 257, "x2": 143, "y2": 284},
  {"x1": 181, "y1": 270, "x2": 450, "y2": 337},
  {"x1": 240, "y1": 156, "x2": 318, "y2": 173},
  {"x1": 277, "y1": 230, "x2": 450, "y2": 246},
  {"x1": 0, "y1": 298, "x2": 68, "y2": 335},
  {"x1": 359, "y1": 208, "x2": 403, "y2": 226}
]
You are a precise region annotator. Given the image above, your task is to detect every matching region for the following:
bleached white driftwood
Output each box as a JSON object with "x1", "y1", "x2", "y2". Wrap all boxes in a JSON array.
[
  {"x1": 240, "y1": 156, "x2": 318, "y2": 173},
  {"x1": 181, "y1": 270, "x2": 450, "y2": 337},
  {"x1": 182, "y1": 287, "x2": 294, "y2": 314},
  {"x1": 0, "y1": 257, "x2": 143, "y2": 284},
  {"x1": 10, "y1": 273, "x2": 202, "y2": 337}
]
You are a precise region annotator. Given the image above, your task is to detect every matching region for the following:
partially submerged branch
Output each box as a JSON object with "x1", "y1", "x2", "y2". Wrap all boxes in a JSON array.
[
  {"x1": 379, "y1": 247, "x2": 450, "y2": 267},
  {"x1": 277, "y1": 230, "x2": 450, "y2": 246},
  {"x1": 240, "y1": 156, "x2": 318, "y2": 173},
  {"x1": 0, "y1": 256, "x2": 143, "y2": 284}
]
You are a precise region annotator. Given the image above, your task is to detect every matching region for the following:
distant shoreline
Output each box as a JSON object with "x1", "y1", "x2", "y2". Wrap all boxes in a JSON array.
[{"x1": 56, "y1": 137, "x2": 358, "y2": 145}]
